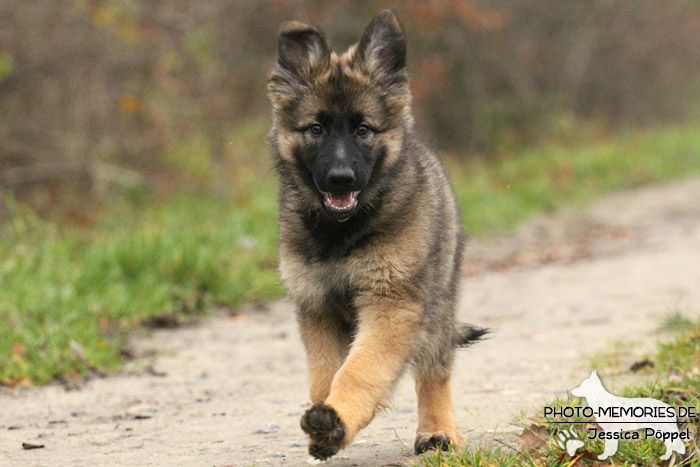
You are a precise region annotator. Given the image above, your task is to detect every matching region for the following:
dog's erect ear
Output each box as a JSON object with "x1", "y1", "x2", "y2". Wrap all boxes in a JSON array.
[
  {"x1": 276, "y1": 21, "x2": 330, "y2": 79},
  {"x1": 356, "y1": 9, "x2": 406, "y2": 79},
  {"x1": 591, "y1": 370, "x2": 599, "y2": 380}
]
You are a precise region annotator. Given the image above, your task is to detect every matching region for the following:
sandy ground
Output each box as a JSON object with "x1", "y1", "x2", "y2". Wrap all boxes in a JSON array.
[{"x1": 2, "y1": 179, "x2": 700, "y2": 467}]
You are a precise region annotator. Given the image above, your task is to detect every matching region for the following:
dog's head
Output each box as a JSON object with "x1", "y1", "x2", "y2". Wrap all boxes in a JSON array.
[
  {"x1": 570, "y1": 370, "x2": 603, "y2": 398},
  {"x1": 268, "y1": 10, "x2": 411, "y2": 221}
]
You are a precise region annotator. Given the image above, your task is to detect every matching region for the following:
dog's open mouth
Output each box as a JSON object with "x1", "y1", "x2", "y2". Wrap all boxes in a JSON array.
[{"x1": 323, "y1": 191, "x2": 360, "y2": 215}]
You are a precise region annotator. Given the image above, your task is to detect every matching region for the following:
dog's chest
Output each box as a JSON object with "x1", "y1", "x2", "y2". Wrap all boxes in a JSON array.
[
  {"x1": 280, "y1": 249, "x2": 354, "y2": 309},
  {"x1": 280, "y1": 230, "x2": 421, "y2": 308}
]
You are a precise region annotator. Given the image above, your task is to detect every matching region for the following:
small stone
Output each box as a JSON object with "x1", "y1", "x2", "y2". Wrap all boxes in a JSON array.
[{"x1": 253, "y1": 423, "x2": 281, "y2": 434}]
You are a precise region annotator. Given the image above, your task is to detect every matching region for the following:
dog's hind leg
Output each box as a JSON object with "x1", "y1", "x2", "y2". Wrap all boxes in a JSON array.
[
  {"x1": 661, "y1": 437, "x2": 686, "y2": 460},
  {"x1": 598, "y1": 437, "x2": 618, "y2": 460},
  {"x1": 414, "y1": 368, "x2": 459, "y2": 454},
  {"x1": 297, "y1": 311, "x2": 350, "y2": 403}
]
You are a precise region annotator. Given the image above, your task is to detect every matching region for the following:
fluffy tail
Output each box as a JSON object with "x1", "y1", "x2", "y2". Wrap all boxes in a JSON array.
[{"x1": 453, "y1": 323, "x2": 489, "y2": 348}]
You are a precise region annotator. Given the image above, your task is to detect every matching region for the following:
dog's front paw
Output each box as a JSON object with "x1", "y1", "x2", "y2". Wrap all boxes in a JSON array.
[
  {"x1": 300, "y1": 402, "x2": 346, "y2": 460},
  {"x1": 414, "y1": 432, "x2": 453, "y2": 454}
]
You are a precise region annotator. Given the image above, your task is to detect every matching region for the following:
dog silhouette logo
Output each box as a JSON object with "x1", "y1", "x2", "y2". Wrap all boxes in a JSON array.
[{"x1": 570, "y1": 370, "x2": 686, "y2": 460}]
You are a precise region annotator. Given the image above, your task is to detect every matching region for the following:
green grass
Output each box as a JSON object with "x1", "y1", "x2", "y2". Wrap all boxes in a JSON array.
[
  {"x1": 1, "y1": 121, "x2": 700, "y2": 385},
  {"x1": 449, "y1": 123, "x2": 700, "y2": 233},
  {"x1": 0, "y1": 185, "x2": 281, "y2": 385},
  {"x1": 418, "y1": 314, "x2": 700, "y2": 466}
]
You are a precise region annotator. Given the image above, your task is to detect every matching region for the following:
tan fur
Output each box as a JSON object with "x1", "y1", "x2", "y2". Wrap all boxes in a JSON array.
[
  {"x1": 297, "y1": 312, "x2": 350, "y2": 402},
  {"x1": 416, "y1": 374, "x2": 459, "y2": 442},
  {"x1": 325, "y1": 297, "x2": 422, "y2": 445},
  {"x1": 348, "y1": 231, "x2": 427, "y2": 295},
  {"x1": 380, "y1": 127, "x2": 405, "y2": 167},
  {"x1": 275, "y1": 130, "x2": 299, "y2": 163}
]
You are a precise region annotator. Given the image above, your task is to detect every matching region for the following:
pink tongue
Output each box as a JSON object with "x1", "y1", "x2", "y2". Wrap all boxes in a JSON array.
[{"x1": 330, "y1": 192, "x2": 353, "y2": 207}]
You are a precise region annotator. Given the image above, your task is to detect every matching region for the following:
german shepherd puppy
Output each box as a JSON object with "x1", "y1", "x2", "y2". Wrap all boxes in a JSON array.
[{"x1": 267, "y1": 10, "x2": 486, "y2": 460}]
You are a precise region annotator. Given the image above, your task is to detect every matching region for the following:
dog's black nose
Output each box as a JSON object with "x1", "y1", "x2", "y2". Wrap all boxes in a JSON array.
[{"x1": 327, "y1": 167, "x2": 356, "y2": 189}]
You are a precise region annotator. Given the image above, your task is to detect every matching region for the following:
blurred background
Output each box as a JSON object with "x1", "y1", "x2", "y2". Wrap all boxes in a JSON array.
[
  {"x1": 2, "y1": 0, "x2": 700, "y2": 385},
  {"x1": 4, "y1": 0, "x2": 700, "y2": 203}
]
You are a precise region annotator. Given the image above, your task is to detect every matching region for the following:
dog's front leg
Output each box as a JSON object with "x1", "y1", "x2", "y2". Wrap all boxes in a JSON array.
[
  {"x1": 297, "y1": 310, "x2": 350, "y2": 403},
  {"x1": 300, "y1": 296, "x2": 420, "y2": 459}
]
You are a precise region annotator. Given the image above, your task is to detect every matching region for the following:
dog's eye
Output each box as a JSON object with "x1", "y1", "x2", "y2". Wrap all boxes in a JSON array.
[
  {"x1": 356, "y1": 124, "x2": 371, "y2": 137},
  {"x1": 308, "y1": 124, "x2": 323, "y2": 136}
]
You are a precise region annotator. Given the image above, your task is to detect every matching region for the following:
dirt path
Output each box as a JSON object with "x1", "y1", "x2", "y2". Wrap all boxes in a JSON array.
[{"x1": 2, "y1": 179, "x2": 700, "y2": 467}]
